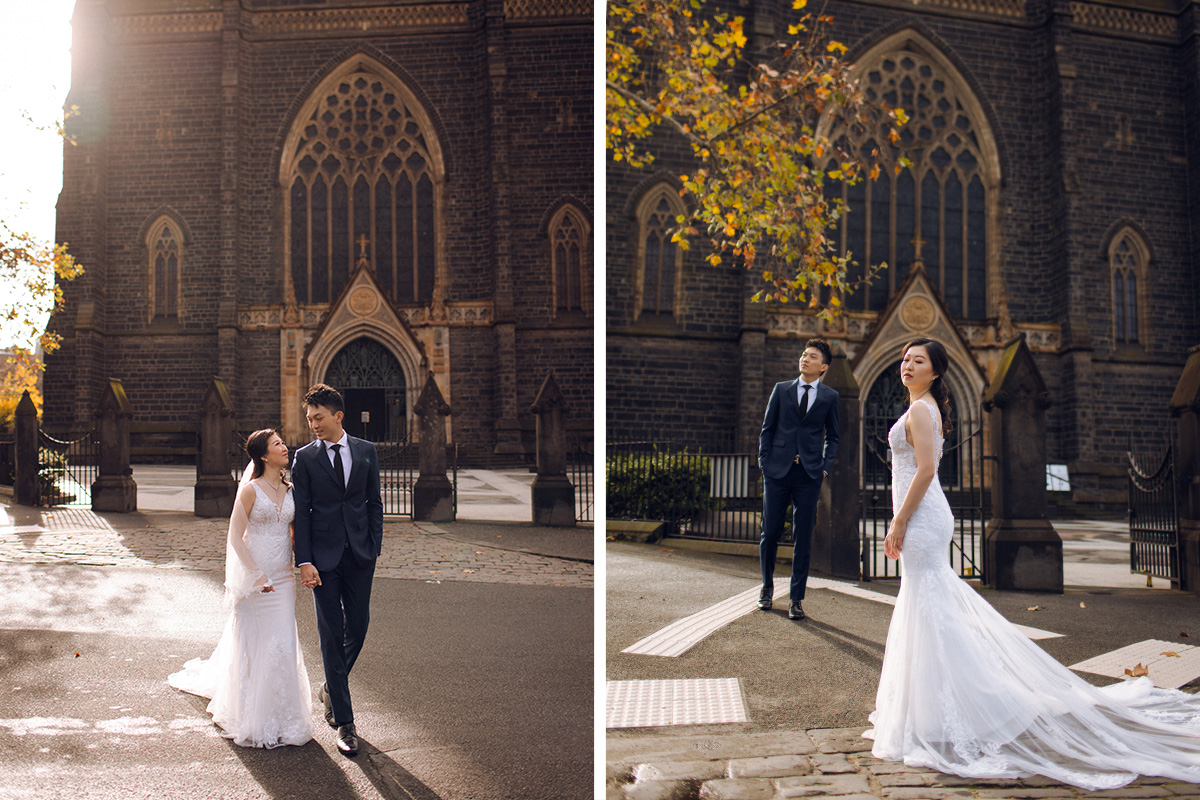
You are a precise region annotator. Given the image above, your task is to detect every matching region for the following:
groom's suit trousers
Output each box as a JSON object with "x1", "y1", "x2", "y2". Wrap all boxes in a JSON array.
[
  {"x1": 313, "y1": 545, "x2": 375, "y2": 726},
  {"x1": 760, "y1": 463, "x2": 823, "y2": 601}
]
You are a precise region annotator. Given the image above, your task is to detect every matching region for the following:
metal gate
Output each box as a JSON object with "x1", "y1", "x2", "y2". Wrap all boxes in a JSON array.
[
  {"x1": 1127, "y1": 445, "x2": 1181, "y2": 587},
  {"x1": 38, "y1": 428, "x2": 100, "y2": 507},
  {"x1": 860, "y1": 423, "x2": 988, "y2": 581}
]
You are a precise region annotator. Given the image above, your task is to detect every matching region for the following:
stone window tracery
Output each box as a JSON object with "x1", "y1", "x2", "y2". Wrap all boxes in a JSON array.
[
  {"x1": 826, "y1": 47, "x2": 994, "y2": 319},
  {"x1": 549, "y1": 203, "x2": 590, "y2": 316},
  {"x1": 284, "y1": 65, "x2": 440, "y2": 307},
  {"x1": 635, "y1": 184, "x2": 685, "y2": 321},
  {"x1": 147, "y1": 218, "x2": 183, "y2": 321},
  {"x1": 1109, "y1": 229, "x2": 1147, "y2": 346}
]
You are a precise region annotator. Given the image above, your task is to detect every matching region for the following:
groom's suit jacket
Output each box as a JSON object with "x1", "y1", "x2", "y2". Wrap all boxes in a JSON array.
[
  {"x1": 758, "y1": 379, "x2": 840, "y2": 481},
  {"x1": 292, "y1": 436, "x2": 384, "y2": 571}
]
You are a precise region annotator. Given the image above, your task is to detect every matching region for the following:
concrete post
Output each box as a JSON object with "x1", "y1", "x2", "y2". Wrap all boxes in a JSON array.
[
  {"x1": 195, "y1": 377, "x2": 238, "y2": 518},
  {"x1": 14, "y1": 390, "x2": 38, "y2": 506},
  {"x1": 982, "y1": 335, "x2": 1063, "y2": 592},
  {"x1": 91, "y1": 378, "x2": 137, "y2": 512},
  {"x1": 412, "y1": 371, "x2": 454, "y2": 521},
  {"x1": 813, "y1": 343, "x2": 861, "y2": 579},
  {"x1": 529, "y1": 371, "x2": 575, "y2": 526},
  {"x1": 1169, "y1": 344, "x2": 1200, "y2": 593}
]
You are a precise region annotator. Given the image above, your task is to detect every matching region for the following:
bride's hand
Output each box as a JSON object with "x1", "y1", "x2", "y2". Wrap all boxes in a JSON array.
[{"x1": 884, "y1": 518, "x2": 906, "y2": 560}]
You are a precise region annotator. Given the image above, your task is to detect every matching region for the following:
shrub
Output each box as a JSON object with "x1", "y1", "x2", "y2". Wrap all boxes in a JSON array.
[{"x1": 606, "y1": 448, "x2": 722, "y2": 527}]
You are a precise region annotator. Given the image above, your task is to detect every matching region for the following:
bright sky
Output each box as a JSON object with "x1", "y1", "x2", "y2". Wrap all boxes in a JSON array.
[{"x1": 1, "y1": 0, "x2": 76, "y2": 349}]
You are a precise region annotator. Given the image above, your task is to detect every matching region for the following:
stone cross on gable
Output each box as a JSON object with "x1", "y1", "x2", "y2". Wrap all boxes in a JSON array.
[
  {"x1": 356, "y1": 234, "x2": 370, "y2": 269},
  {"x1": 909, "y1": 233, "x2": 927, "y2": 266}
]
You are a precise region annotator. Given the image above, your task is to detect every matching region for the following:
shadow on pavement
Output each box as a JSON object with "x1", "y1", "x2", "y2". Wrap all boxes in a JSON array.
[
  {"x1": 358, "y1": 738, "x2": 445, "y2": 800},
  {"x1": 799, "y1": 617, "x2": 887, "y2": 669}
]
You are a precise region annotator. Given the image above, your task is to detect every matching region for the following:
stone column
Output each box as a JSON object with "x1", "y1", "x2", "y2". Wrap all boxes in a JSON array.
[
  {"x1": 812, "y1": 343, "x2": 861, "y2": 579},
  {"x1": 14, "y1": 390, "x2": 38, "y2": 506},
  {"x1": 529, "y1": 371, "x2": 575, "y2": 526},
  {"x1": 412, "y1": 371, "x2": 454, "y2": 521},
  {"x1": 982, "y1": 335, "x2": 1063, "y2": 592},
  {"x1": 195, "y1": 377, "x2": 238, "y2": 518},
  {"x1": 1169, "y1": 344, "x2": 1200, "y2": 593},
  {"x1": 91, "y1": 378, "x2": 137, "y2": 512}
]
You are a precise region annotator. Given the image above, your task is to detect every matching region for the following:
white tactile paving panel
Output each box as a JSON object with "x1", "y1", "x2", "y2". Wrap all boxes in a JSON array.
[
  {"x1": 1069, "y1": 639, "x2": 1200, "y2": 689},
  {"x1": 606, "y1": 678, "x2": 748, "y2": 729}
]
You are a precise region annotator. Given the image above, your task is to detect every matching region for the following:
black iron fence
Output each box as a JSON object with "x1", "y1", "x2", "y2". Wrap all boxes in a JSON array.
[
  {"x1": 1127, "y1": 445, "x2": 1180, "y2": 586},
  {"x1": 37, "y1": 428, "x2": 100, "y2": 507},
  {"x1": 607, "y1": 442, "x2": 770, "y2": 541},
  {"x1": 0, "y1": 431, "x2": 13, "y2": 486},
  {"x1": 570, "y1": 440, "x2": 594, "y2": 524}
]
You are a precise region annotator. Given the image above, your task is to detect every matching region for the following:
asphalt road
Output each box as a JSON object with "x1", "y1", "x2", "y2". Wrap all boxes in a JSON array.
[
  {"x1": 0, "y1": 563, "x2": 592, "y2": 800},
  {"x1": 606, "y1": 540, "x2": 1200, "y2": 741}
]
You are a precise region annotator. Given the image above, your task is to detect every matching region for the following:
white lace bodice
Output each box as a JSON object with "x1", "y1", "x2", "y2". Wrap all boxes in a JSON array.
[
  {"x1": 887, "y1": 400, "x2": 953, "y2": 574},
  {"x1": 246, "y1": 483, "x2": 295, "y2": 584}
]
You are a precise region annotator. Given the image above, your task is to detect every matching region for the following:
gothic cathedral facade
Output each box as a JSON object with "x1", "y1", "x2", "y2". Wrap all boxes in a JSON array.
[
  {"x1": 607, "y1": 0, "x2": 1200, "y2": 506},
  {"x1": 47, "y1": 0, "x2": 592, "y2": 458}
]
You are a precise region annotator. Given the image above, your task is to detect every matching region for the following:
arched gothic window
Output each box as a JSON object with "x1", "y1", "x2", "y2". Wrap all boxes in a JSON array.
[
  {"x1": 635, "y1": 184, "x2": 685, "y2": 320},
  {"x1": 826, "y1": 45, "x2": 996, "y2": 319},
  {"x1": 283, "y1": 61, "x2": 442, "y2": 307},
  {"x1": 147, "y1": 218, "x2": 183, "y2": 321},
  {"x1": 1109, "y1": 229, "x2": 1148, "y2": 346},
  {"x1": 549, "y1": 204, "x2": 590, "y2": 316}
]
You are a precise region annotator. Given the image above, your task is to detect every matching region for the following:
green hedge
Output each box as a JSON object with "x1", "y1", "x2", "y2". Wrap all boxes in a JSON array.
[{"x1": 606, "y1": 449, "x2": 721, "y2": 525}]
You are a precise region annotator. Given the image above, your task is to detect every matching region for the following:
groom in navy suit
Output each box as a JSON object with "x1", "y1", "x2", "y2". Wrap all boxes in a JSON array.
[
  {"x1": 758, "y1": 338, "x2": 839, "y2": 620},
  {"x1": 293, "y1": 383, "x2": 383, "y2": 757}
]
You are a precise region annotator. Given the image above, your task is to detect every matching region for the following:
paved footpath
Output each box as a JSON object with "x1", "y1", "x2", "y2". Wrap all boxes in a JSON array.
[
  {"x1": 0, "y1": 505, "x2": 592, "y2": 588},
  {"x1": 607, "y1": 728, "x2": 1200, "y2": 799}
]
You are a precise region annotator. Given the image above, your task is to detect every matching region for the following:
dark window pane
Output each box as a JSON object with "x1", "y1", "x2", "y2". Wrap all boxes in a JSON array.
[
  {"x1": 375, "y1": 178, "x2": 393, "y2": 298},
  {"x1": 568, "y1": 242, "x2": 582, "y2": 309},
  {"x1": 395, "y1": 174, "x2": 414, "y2": 302},
  {"x1": 920, "y1": 171, "x2": 940, "y2": 290},
  {"x1": 869, "y1": 172, "x2": 890, "y2": 311},
  {"x1": 155, "y1": 253, "x2": 167, "y2": 316},
  {"x1": 416, "y1": 174, "x2": 435, "y2": 302},
  {"x1": 845, "y1": 179, "x2": 866, "y2": 310},
  {"x1": 967, "y1": 177, "x2": 986, "y2": 319},
  {"x1": 1113, "y1": 272, "x2": 1125, "y2": 341},
  {"x1": 643, "y1": 233, "x2": 660, "y2": 313},
  {"x1": 291, "y1": 178, "x2": 308, "y2": 302},
  {"x1": 331, "y1": 176, "x2": 350, "y2": 300},
  {"x1": 1126, "y1": 273, "x2": 1138, "y2": 342},
  {"x1": 895, "y1": 169, "x2": 915, "y2": 284},
  {"x1": 311, "y1": 174, "x2": 329, "y2": 303},
  {"x1": 167, "y1": 252, "x2": 178, "y2": 316},
  {"x1": 353, "y1": 176, "x2": 371, "y2": 268},
  {"x1": 943, "y1": 172, "x2": 963, "y2": 317}
]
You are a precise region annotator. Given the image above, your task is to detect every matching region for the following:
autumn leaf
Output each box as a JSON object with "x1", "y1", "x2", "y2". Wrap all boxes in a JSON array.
[
  {"x1": 463, "y1": 569, "x2": 477, "y2": 574},
  {"x1": 1182, "y1": 631, "x2": 1190, "y2": 637},
  {"x1": 1026, "y1": 606, "x2": 1042, "y2": 611},
  {"x1": 1162, "y1": 652, "x2": 1181, "y2": 658},
  {"x1": 1079, "y1": 602, "x2": 1086, "y2": 608},
  {"x1": 1124, "y1": 663, "x2": 1149, "y2": 678}
]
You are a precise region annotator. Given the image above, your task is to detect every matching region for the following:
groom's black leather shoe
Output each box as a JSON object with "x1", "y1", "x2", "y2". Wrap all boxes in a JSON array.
[
  {"x1": 757, "y1": 589, "x2": 772, "y2": 610},
  {"x1": 318, "y1": 682, "x2": 336, "y2": 728},
  {"x1": 336, "y1": 723, "x2": 359, "y2": 757},
  {"x1": 788, "y1": 601, "x2": 806, "y2": 620}
]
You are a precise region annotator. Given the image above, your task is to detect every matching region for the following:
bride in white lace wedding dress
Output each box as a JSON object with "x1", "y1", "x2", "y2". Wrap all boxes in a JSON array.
[
  {"x1": 865, "y1": 338, "x2": 1200, "y2": 791},
  {"x1": 169, "y1": 429, "x2": 313, "y2": 748}
]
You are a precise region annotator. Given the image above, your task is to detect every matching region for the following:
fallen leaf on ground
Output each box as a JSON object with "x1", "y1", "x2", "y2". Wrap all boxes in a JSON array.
[
  {"x1": 1027, "y1": 606, "x2": 1042, "y2": 611},
  {"x1": 1124, "y1": 663, "x2": 1149, "y2": 678},
  {"x1": 1182, "y1": 632, "x2": 1190, "y2": 637},
  {"x1": 1162, "y1": 652, "x2": 1181, "y2": 658},
  {"x1": 1079, "y1": 602, "x2": 1086, "y2": 608},
  {"x1": 74, "y1": 652, "x2": 81, "y2": 658},
  {"x1": 462, "y1": 569, "x2": 476, "y2": 573}
]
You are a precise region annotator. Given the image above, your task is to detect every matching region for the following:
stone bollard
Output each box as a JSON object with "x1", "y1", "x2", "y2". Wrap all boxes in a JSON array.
[
  {"x1": 91, "y1": 378, "x2": 138, "y2": 512},
  {"x1": 982, "y1": 335, "x2": 1062, "y2": 592},
  {"x1": 1169, "y1": 344, "x2": 1200, "y2": 593},
  {"x1": 813, "y1": 343, "x2": 861, "y2": 579},
  {"x1": 14, "y1": 390, "x2": 38, "y2": 506},
  {"x1": 529, "y1": 371, "x2": 575, "y2": 527},
  {"x1": 412, "y1": 371, "x2": 454, "y2": 521},
  {"x1": 195, "y1": 377, "x2": 238, "y2": 518}
]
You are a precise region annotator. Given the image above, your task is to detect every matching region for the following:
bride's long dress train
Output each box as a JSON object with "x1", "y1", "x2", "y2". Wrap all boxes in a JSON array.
[
  {"x1": 865, "y1": 401, "x2": 1200, "y2": 791},
  {"x1": 169, "y1": 484, "x2": 313, "y2": 748}
]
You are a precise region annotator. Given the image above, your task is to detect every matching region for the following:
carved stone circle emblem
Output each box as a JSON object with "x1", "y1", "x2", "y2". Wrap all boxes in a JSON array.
[
  {"x1": 901, "y1": 297, "x2": 935, "y2": 331},
  {"x1": 349, "y1": 287, "x2": 379, "y2": 317}
]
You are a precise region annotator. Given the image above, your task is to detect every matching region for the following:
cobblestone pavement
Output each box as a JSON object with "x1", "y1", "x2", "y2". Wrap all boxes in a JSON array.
[
  {"x1": 607, "y1": 728, "x2": 1200, "y2": 799},
  {"x1": 0, "y1": 504, "x2": 591, "y2": 588}
]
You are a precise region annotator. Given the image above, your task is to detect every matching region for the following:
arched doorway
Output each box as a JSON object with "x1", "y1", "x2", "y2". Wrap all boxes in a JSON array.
[
  {"x1": 863, "y1": 360, "x2": 959, "y2": 488},
  {"x1": 324, "y1": 337, "x2": 407, "y2": 443}
]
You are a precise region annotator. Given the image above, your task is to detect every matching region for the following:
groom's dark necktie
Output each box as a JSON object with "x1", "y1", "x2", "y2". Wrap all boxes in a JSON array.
[
  {"x1": 799, "y1": 384, "x2": 810, "y2": 416},
  {"x1": 330, "y1": 443, "x2": 346, "y2": 490}
]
